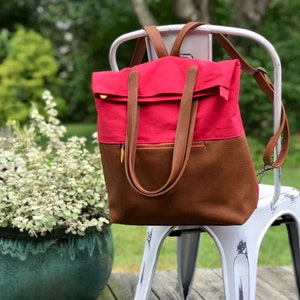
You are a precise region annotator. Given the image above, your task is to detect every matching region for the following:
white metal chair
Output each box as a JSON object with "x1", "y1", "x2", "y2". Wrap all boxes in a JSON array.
[{"x1": 109, "y1": 24, "x2": 300, "y2": 300}]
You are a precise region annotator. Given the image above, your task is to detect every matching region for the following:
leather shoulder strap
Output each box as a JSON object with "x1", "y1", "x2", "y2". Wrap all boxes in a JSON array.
[
  {"x1": 170, "y1": 21, "x2": 290, "y2": 169},
  {"x1": 142, "y1": 25, "x2": 169, "y2": 58},
  {"x1": 170, "y1": 22, "x2": 257, "y2": 75},
  {"x1": 130, "y1": 25, "x2": 169, "y2": 66}
]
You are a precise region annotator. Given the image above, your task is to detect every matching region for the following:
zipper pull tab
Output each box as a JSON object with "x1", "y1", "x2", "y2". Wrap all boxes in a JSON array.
[{"x1": 120, "y1": 144, "x2": 125, "y2": 163}]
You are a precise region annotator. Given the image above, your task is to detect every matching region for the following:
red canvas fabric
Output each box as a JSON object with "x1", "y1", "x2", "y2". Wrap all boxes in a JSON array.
[{"x1": 92, "y1": 56, "x2": 242, "y2": 144}]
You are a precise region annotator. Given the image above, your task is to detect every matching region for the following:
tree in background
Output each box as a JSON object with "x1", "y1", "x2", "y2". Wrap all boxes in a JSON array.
[
  {"x1": 131, "y1": 0, "x2": 270, "y2": 27},
  {"x1": 33, "y1": 0, "x2": 140, "y2": 123},
  {"x1": 0, "y1": 0, "x2": 300, "y2": 139},
  {"x1": 0, "y1": 0, "x2": 140, "y2": 123},
  {"x1": 0, "y1": 26, "x2": 62, "y2": 124},
  {"x1": 260, "y1": 0, "x2": 300, "y2": 134}
]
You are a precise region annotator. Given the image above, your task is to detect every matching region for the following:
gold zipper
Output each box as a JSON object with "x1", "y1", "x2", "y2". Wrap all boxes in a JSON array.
[
  {"x1": 136, "y1": 141, "x2": 206, "y2": 150},
  {"x1": 119, "y1": 141, "x2": 205, "y2": 163}
]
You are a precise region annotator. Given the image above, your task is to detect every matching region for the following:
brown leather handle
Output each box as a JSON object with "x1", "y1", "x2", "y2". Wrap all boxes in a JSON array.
[{"x1": 124, "y1": 66, "x2": 199, "y2": 197}]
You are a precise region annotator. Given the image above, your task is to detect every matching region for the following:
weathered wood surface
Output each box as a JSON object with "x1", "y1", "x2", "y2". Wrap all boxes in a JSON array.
[{"x1": 98, "y1": 266, "x2": 298, "y2": 299}]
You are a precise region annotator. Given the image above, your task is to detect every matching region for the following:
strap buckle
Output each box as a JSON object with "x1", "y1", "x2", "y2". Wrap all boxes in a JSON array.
[
  {"x1": 257, "y1": 164, "x2": 274, "y2": 183},
  {"x1": 255, "y1": 67, "x2": 268, "y2": 75}
]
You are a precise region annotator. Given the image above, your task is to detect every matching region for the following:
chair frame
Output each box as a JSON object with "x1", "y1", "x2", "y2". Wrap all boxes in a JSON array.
[{"x1": 108, "y1": 24, "x2": 300, "y2": 300}]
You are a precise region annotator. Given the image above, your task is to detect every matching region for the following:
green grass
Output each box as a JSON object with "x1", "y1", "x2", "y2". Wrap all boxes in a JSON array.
[
  {"x1": 66, "y1": 124, "x2": 300, "y2": 273},
  {"x1": 111, "y1": 219, "x2": 294, "y2": 273}
]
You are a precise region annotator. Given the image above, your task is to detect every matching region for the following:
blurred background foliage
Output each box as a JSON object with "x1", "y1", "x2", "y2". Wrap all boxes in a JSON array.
[{"x1": 0, "y1": 0, "x2": 299, "y2": 142}]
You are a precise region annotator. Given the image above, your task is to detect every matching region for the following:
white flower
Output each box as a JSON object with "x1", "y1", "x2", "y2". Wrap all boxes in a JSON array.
[{"x1": 0, "y1": 91, "x2": 109, "y2": 237}]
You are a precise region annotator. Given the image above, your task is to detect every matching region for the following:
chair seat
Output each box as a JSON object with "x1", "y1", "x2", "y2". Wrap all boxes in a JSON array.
[
  {"x1": 258, "y1": 184, "x2": 299, "y2": 201},
  {"x1": 254, "y1": 184, "x2": 299, "y2": 215}
]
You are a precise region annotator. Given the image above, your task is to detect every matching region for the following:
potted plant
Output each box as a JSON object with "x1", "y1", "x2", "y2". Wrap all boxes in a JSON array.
[{"x1": 0, "y1": 90, "x2": 113, "y2": 300}]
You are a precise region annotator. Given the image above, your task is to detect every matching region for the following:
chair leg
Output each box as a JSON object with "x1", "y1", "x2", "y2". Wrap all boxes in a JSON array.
[
  {"x1": 205, "y1": 225, "x2": 262, "y2": 300},
  {"x1": 285, "y1": 219, "x2": 300, "y2": 297},
  {"x1": 134, "y1": 226, "x2": 174, "y2": 300},
  {"x1": 177, "y1": 228, "x2": 201, "y2": 299}
]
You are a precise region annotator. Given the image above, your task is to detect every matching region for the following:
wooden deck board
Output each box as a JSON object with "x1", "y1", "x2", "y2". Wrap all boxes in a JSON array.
[
  {"x1": 98, "y1": 266, "x2": 298, "y2": 299},
  {"x1": 256, "y1": 267, "x2": 297, "y2": 300}
]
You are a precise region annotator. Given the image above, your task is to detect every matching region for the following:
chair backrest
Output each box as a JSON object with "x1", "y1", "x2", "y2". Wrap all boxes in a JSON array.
[
  {"x1": 145, "y1": 28, "x2": 212, "y2": 61},
  {"x1": 108, "y1": 24, "x2": 283, "y2": 206}
]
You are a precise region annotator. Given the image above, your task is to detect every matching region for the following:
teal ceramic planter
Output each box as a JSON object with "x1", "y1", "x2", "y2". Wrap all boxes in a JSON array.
[{"x1": 0, "y1": 226, "x2": 113, "y2": 300}]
